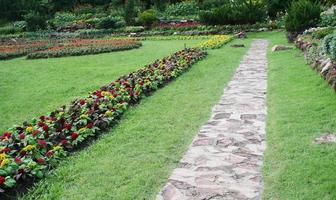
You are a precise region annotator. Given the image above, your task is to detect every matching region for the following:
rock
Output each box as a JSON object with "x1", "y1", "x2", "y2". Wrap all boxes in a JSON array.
[
  {"x1": 271, "y1": 45, "x2": 293, "y2": 52},
  {"x1": 314, "y1": 134, "x2": 336, "y2": 144},
  {"x1": 230, "y1": 44, "x2": 245, "y2": 48},
  {"x1": 321, "y1": 61, "x2": 332, "y2": 74},
  {"x1": 235, "y1": 31, "x2": 246, "y2": 39}
]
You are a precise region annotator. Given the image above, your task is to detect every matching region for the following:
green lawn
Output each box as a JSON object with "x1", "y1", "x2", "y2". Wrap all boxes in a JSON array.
[
  {"x1": 15, "y1": 38, "x2": 252, "y2": 199},
  {"x1": 0, "y1": 40, "x2": 201, "y2": 133},
  {"x1": 249, "y1": 31, "x2": 336, "y2": 200}
]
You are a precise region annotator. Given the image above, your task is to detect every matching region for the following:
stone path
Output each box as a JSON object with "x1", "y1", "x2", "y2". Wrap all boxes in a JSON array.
[{"x1": 157, "y1": 40, "x2": 268, "y2": 200}]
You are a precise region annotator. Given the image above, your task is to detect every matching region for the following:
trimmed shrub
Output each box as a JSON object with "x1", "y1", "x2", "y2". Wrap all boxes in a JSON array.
[
  {"x1": 164, "y1": 1, "x2": 199, "y2": 17},
  {"x1": 24, "y1": 11, "x2": 47, "y2": 31},
  {"x1": 138, "y1": 9, "x2": 158, "y2": 27},
  {"x1": 199, "y1": 0, "x2": 266, "y2": 25},
  {"x1": 285, "y1": 0, "x2": 321, "y2": 33}
]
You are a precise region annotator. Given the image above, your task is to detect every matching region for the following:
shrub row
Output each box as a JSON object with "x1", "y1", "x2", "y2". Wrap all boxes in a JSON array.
[
  {"x1": 196, "y1": 35, "x2": 234, "y2": 50},
  {"x1": 0, "y1": 48, "x2": 207, "y2": 193},
  {"x1": 27, "y1": 43, "x2": 142, "y2": 59}
]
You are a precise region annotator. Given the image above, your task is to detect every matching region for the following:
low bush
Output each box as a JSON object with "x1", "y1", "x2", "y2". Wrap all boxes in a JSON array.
[
  {"x1": 322, "y1": 33, "x2": 336, "y2": 60},
  {"x1": 24, "y1": 11, "x2": 47, "y2": 31},
  {"x1": 311, "y1": 27, "x2": 335, "y2": 39},
  {"x1": 285, "y1": 0, "x2": 321, "y2": 33},
  {"x1": 199, "y1": 0, "x2": 266, "y2": 25},
  {"x1": 164, "y1": 1, "x2": 199, "y2": 18},
  {"x1": 138, "y1": 9, "x2": 158, "y2": 27},
  {"x1": 0, "y1": 48, "x2": 207, "y2": 194},
  {"x1": 320, "y1": 5, "x2": 336, "y2": 27}
]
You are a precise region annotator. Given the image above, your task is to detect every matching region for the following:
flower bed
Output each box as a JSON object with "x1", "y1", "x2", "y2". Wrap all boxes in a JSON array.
[
  {"x1": 27, "y1": 39, "x2": 142, "y2": 59},
  {"x1": 0, "y1": 41, "x2": 50, "y2": 60},
  {"x1": 196, "y1": 35, "x2": 234, "y2": 49},
  {"x1": 0, "y1": 48, "x2": 207, "y2": 194}
]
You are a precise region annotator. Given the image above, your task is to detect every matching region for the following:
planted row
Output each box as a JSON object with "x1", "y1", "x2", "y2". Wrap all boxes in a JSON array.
[
  {"x1": 196, "y1": 35, "x2": 233, "y2": 50},
  {"x1": 0, "y1": 48, "x2": 207, "y2": 194},
  {"x1": 27, "y1": 39, "x2": 142, "y2": 59},
  {"x1": 0, "y1": 41, "x2": 50, "y2": 60}
]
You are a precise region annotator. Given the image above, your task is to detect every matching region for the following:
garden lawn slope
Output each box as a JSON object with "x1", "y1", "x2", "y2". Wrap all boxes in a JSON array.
[
  {"x1": 249, "y1": 32, "x2": 336, "y2": 199},
  {"x1": 0, "y1": 39, "x2": 202, "y2": 133},
  {"x1": 19, "y1": 38, "x2": 251, "y2": 199}
]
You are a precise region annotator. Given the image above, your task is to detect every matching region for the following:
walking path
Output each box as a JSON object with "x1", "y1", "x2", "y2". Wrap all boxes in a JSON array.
[{"x1": 157, "y1": 40, "x2": 269, "y2": 200}]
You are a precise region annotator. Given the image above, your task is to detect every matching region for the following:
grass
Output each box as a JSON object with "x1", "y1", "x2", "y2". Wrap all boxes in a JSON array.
[
  {"x1": 248, "y1": 31, "x2": 336, "y2": 199},
  {"x1": 16, "y1": 38, "x2": 252, "y2": 199},
  {"x1": 0, "y1": 39, "x2": 202, "y2": 133}
]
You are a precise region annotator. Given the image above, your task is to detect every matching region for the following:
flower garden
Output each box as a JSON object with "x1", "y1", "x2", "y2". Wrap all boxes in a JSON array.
[
  {"x1": 0, "y1": 39, "x2": 142, "y2": 60},
  {"x1": 1, "y1": 0, "x2": 336, "y2": 199}
]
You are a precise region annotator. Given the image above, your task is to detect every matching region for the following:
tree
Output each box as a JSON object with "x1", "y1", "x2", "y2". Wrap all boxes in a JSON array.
[{"x1": 124, "y1": 0, "x2": 136, "y2": 25}]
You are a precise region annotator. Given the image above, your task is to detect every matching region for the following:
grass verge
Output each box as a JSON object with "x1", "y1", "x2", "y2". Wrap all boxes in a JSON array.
[{"x1": 249, "y1": 31, "x2": 336, "y2": 200}]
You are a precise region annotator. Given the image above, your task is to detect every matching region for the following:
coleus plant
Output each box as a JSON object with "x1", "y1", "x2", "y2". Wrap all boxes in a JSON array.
[{"x1": 0, "y1": 48, "x2": 207, "y2": 193}]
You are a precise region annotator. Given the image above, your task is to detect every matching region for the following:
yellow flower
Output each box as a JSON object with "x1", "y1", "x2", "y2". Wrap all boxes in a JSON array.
[
  {"x1": 105, "y1": 110, "x2": 113, "y2": 117},
  {"x1": 101, "y1": 91, "x2": 111, "y2": 96},
  {"x1": 0, "y1": 158, "x2": 10, "y2": 168},
  {"x1": 22, "y1": 145, "x2": 35, "y2": 152},
  {"x1": 80, "y1": 114, "x2": 88, "y2": 119},
  {"x1": 26, "y1": 126, "x2": 33, "y2": 133},
  {"x1": 53, "y1": 146, "x2": 63, "y2": 151},
  {"x1": 0, "y1": 153, "x2": 7, "y2": 160}
]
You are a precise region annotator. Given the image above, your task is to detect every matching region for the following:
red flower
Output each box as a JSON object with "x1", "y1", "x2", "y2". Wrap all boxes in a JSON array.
[
  {"x1": 86, "y1": 123, "x2": 93, "y2": 129},
  {"x1": 45, "y1": 150, "x2": 54, "y2": 157},
  {"x1": 38, "y1": 139, "x2": 47, "y2": 147},
  {"x1": 19, "y1": 133, "x2": 25, "y2": 140},
  {"x1": 38, "y1": 121, "x2": 45, "y2": 127},
  {"x1": 37, "y1": 157, "x2": 45, "y2": 164},
  {"x1": 42, "y1": 125, "x2": 49, "y2": 132},
  {"x1": 44, "y1": 134, "x2": 49, "y2": 139},
  {"x1": 15, "y1": 157, "x2": 22, "y2": 163},
  {"x1": 39, "y1": 116, "x2": 45, "y2": 121},
  {"x1": 79, "y1": 99, "x2": 86, "y2": 105},
  {"x1": 2, "y1": 132, "x2": 12, "y2": 139},
  {"x1": 0, "y1": 176, "x2": 5, "y2": 185},
  {"x1": 71, "y1": 132, "x2": 79, "y2": 140},
  {"x1": 32, "y1": 130, "x2": 40, "y2": 137},
  {"x1": 20, "y1": 151, "x2": 27, "y2": 156},
  {"x1": 1, "y1": 148, "x2": 11, "y2": 153},
  {"x1": 60, "y1": 140, "x2": 68, "y2": 146},
  {"x1": 64, "y1": 123, "x2": 72, "y2": 130}
]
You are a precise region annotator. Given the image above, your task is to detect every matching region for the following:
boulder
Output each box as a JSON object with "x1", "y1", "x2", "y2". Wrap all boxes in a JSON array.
[
  {"x1": 271, "y1": 45, "x2": 293, "y2": 52},
  {"x1": 235, "y1": 31, "x2": 246, "y2": 39}
]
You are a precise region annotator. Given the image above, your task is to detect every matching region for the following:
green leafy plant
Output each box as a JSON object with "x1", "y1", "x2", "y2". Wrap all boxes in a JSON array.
[
  {"x1": 164, "y1": 1, "x2": 199, "y2": 17},
  {"x1": 138, "y1": 9, "x2": 158, "y2": 27},
  {"x1": 285, "y1": 0, "x2": 321, "y2": 33},
  {"x1": 199, "y1": 0, "x2": 266, "y2": 25},
  {"x1": 24, "y1": 11, "x2": 47, "y2": 31}
]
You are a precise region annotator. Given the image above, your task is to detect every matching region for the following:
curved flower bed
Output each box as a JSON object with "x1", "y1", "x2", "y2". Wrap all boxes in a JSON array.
[
  {"x1": 0, "y1": 48, "x2": 207, "y2": 193},
  {"x1": 27, "y1": 39, "x2": 142, "y2": 59},
  {"x1": 0, "y1": 41, "x2": 50, "y2": 60},
  {"x1": 196, "y1": 35, "x2": 233, "y2": 50}
]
